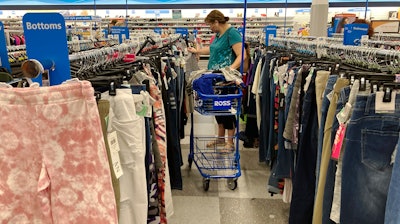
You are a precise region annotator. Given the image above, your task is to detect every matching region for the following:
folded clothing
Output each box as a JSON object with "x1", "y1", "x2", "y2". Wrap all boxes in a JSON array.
[{"x1": 192, "y1": 73, "x2": 226, "y2": 95}]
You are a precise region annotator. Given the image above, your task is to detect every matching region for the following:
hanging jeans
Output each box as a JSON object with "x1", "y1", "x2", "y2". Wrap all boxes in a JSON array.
[
  {"x1": 289, "y1": 70, "x2": 318, "y2": 224},
  {"x1": 259, "y1": 53, "x2": 274, "y2": 162},
  {"x1": 0, "y1": 81, "x2": 118, "y2": 223},
  {"x1": 107, "y1": 89, "x2": 148, "y2": 224},
  {"x1": 340, "y1": 93, "x2": 400, "y2": 224},
  {"x1": 164, "y1": 62, "x2": 183, "y2": 190},
  {"x1": 385, "y1": 134, "x2": 400, "y2": 224}
]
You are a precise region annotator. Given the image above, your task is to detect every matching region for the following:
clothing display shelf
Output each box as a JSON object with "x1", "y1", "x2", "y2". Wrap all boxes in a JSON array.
[
  {"x1": 103, "y1": 16, "x2": 294, "y2": 46},
  {"x1": 3, "y1": 29, "x2": 24, "y2": 46},
  {"x1": 65, "y1": 16, "x2": 103, "y2": 41},
  {"x1": 1, "y1": 18, "x2": 22, "y2": 29}
]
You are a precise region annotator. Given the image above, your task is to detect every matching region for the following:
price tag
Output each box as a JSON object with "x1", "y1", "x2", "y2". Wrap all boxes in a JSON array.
[
  {"x1": 331, "y1": 123, "x2": 347, "y2": 160},
  {"x1": 108, "y1": 131, "x2": 123, "y2": 179}
]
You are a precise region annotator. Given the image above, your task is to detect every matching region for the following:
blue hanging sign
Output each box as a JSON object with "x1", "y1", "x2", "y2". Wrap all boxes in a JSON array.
[
  {"x1": 295, "y1": 8, "x2": 311, "y2": 13},
  {"x1": 154, "y1": 27, "x2": 162, "y2": 34},
  {"x1": 23, "y1": 13, "x2": 71, "y2": 86},
  {"x1": 110, "y1": 26, "x2": 130, "y2": 43},
  {"x1": 64, "y1": 16, "x2": 101, "y2": 21},
  {"x1": 0, "y1": 22, "x2": 11, "y2": 73},
  {"x1": 327, "y1": 27, "x2": 334, "y2": 37},
  {"x1": 343, "y1": 23, "x2": 369, "y2": 46},
  {"x1": 175, "y1": 27, "x2": 189, "y2": 36},
  {"x1": 264, "y1": 25, "x2": 277, "y2": 46}
]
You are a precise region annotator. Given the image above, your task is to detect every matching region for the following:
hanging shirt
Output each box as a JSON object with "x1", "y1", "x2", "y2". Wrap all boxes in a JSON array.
[{"x1": 208, "y1": 27, "x2": 242, "y2": 70}]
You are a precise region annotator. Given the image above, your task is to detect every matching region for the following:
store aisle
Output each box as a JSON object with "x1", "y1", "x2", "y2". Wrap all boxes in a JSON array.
[{"x1": 169, "y1": 112, "x2": 290, "y2": 224}]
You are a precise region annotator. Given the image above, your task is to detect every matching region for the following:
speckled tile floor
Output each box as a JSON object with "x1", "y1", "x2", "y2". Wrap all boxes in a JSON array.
[{"x1": 168, "y1": 112, "x2": 290, "y2": 224}]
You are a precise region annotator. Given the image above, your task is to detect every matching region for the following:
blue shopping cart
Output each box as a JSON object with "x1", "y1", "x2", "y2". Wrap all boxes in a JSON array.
[{"x1": 188, "y1": 79, "x2": 242, "y2": 191}]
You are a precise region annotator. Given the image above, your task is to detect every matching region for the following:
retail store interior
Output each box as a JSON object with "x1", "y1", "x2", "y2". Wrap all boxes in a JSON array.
[{"x1": 1, "y1": 1, "x2": 400, "y2": 224}]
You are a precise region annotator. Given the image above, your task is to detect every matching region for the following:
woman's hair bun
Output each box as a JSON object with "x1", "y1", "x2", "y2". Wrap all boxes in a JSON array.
[{"x1": 224, "y1": 16, "x2": 229, "y2": 22}]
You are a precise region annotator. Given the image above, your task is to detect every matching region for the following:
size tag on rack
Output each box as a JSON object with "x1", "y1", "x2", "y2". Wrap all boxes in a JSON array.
[
  {"x1": 395, "y1": 74, "x2": 400, "y2": 83},
  {"x1": 375, "y1": 91, "x2": 396, "y2": 113},
  {"x1": 361, "y1": 35, "x2": 369, "y2": 47},
  {"x1": 108, "y1": 131, "x2": 123, "y2": 179}
]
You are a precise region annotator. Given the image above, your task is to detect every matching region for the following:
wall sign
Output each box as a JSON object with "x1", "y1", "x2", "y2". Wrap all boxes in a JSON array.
[
  {"x1": 264, "y1": 25, "x2": 277, "y2": 46},
  {"x1": 23, "y1": 13, "x2": 71, "y2": 86},
  {"x1": 110, "y1": 26, "x2": 130, "y2": 44},
  {"x1": 0, "y1": 22, "x2": 11, "y2": 73},
  {"x1": 343, "y1": 23, "x2": 369, "y2": 46}
]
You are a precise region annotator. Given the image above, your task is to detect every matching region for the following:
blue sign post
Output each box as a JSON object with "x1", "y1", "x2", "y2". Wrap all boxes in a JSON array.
[
  {"x1": 0, "y1": 21, "x2": 11, "y2": 73},
  {"x1": 264, "y1": 25, "x2": 277, "y2": 46},
  {"x1": 23, "y1": 13, "x2": 71, "y2": 86},
  {"x1": 110, "y1": 26, "x2": 130, "y2": 44},
  {"x1": 343, "y1": 23, "x2": 369, "y2": 46}
]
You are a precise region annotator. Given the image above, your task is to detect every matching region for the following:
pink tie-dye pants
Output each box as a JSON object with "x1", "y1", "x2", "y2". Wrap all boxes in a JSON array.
[{"x1": 0, "y1": 81, "x2": 118, "y2": 223}]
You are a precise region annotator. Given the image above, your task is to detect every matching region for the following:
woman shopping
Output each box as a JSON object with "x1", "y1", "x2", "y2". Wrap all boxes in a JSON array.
[{"x1": 188, "y1": 9, "x2": 246, "y2": 151}]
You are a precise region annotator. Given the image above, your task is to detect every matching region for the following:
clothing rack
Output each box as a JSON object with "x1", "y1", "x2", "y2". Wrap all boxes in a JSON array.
[{"x1": 270, "y1": 36, "x2": 400, "y2": 63}]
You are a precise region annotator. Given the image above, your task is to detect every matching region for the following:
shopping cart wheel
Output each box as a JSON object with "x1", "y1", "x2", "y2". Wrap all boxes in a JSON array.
[
  {"x1": 227, "y1": 178, "x2": 238, "y2": 190},
  {"x1": 188, "y1": 157, "x2": 193, "y2": 169},
  {"x1": 203, "y1": 178, "x2": 210, "y2": 191}
]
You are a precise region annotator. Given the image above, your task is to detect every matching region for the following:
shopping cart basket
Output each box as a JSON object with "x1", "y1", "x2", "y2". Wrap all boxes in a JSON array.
[{"x1": 188, "y1": 82, "x2": 242, "y2": 191}]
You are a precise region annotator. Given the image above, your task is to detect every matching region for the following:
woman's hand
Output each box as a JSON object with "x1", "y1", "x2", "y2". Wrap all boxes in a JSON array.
[{"x1": 187, "y1": 47, "x2": 198, "y2": 54}]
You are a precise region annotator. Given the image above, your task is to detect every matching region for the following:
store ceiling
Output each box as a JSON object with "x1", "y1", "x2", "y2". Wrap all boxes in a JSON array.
[{"x1": 0, "y1": 0, "x2": 398, "y2": 10}]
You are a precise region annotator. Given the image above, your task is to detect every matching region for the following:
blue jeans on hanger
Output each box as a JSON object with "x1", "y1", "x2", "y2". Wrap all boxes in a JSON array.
[
  {"x1": 164, "y1": 60, "x2": 183, "y2": 190},
  {"x1": 289, "y1": 69, "x2": 318, "y2": 224},
  {"x1": 340, "y1": 93, "x2": 400, "y2": 224},
  {"x1": 385, "y1": 134, "x2": 400, "y2": 224},
  {"x1": 259, "y1": 53, "x2": 274, "y2": 163}
]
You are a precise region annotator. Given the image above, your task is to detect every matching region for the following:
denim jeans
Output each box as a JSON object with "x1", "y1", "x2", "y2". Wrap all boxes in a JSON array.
[
  {"x1": 322, "y1": 86, "x2": 351, "y2": 224},
  {"x1": 164, "y1": 62, "x2": 183, "y2": 190},
  {"x1": 316, "y1": 75, "x2": 338, "y2": 188},
  {"x1": 340, "y1": 93, "x2": 400, "y2": 224},
  {"x1": 259, "y1": 53, "x2": 274, "y2": 162},
  {"x1": 289, "y1": 69, "x2": 318, "y2": 224},
  {"x1": 385, "y1": 134, "x2": 400, "y2": 224}
]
